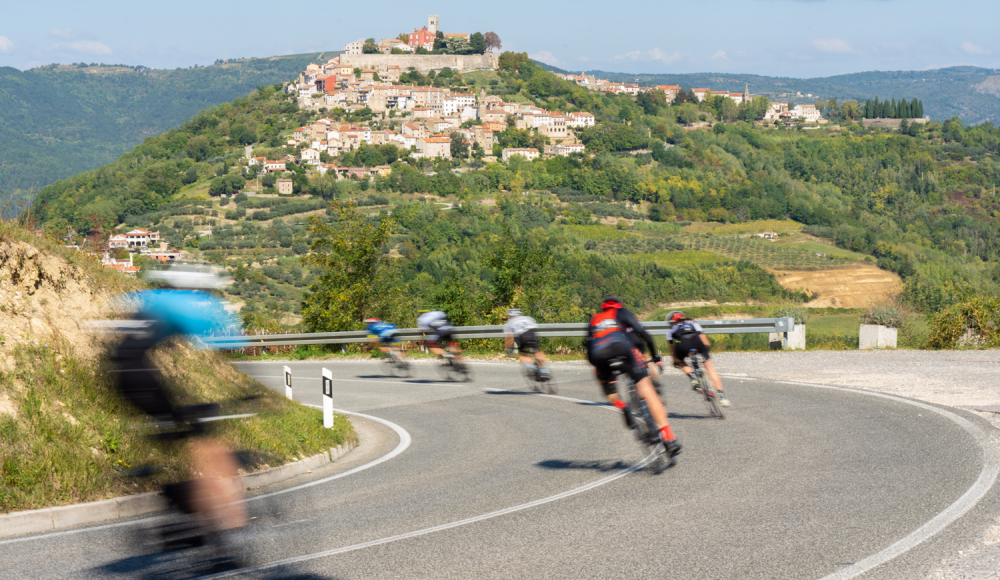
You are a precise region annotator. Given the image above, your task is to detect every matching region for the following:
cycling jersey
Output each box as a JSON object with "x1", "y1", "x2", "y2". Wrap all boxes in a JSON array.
[
  {"x1": 587, "y1": 307, "x2": 654, "y2": 391},
  {"x1": 417, "y1": 311, "x2": 450, "y2": 332},
  {"x1": 587, "y1": 307, "x2": 658, "y2": 359},
  {"x1": 666, "y1": 320, "x2": 703, "y2": 343},
  {"x1": 503, "y1": 315, "x2": 537, "y2": 337},
  {"x1": 367, "y1": 321, "x2": 399, "y2": 343}
]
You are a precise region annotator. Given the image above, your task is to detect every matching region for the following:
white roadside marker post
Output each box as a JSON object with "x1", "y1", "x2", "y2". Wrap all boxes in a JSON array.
[
  {"x1": 322, "y1": 368, "x2": 334, "y2": 428},
  {"x1": 284, "y1": 365, "x2": 293, "y2": 400}
]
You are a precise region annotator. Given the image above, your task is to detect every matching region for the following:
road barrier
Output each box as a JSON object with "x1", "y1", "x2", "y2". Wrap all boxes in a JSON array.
[{"x1": 200, "y1": 317, "x2": 799, "y2": 349}]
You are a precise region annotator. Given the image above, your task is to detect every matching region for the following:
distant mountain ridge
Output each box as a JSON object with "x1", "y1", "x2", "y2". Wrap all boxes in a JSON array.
[
  {"x1": 537, "y1": 63, "x2": 1000, "y2": 125},
  {"x1": 0, "y1": 51, "x2": 339, "y2": 203}
]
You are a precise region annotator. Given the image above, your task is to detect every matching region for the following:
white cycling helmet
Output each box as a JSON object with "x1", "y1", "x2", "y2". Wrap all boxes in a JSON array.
[{"x1": 507, "y1": 308, "x2": 522, "y2": 317}]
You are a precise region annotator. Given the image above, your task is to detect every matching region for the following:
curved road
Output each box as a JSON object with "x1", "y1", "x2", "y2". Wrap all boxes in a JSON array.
[{"x1": 1, "y1": 360, "x2": 998, "y2": 580}]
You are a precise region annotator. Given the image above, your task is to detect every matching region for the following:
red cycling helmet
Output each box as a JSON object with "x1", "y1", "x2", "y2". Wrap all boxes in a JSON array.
[
  {"x1": 601, "y1": 297, "x2": 623, "y2": 310},
  {"x1": 364, "y1": 318, "x2": 381, "y2": 323},
  {"x1": 667, "y1": 311, "x2": 685, "y2": 323}
]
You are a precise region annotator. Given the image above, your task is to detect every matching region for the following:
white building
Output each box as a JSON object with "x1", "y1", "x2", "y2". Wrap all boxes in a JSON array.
[
  {"x1": 502, "y1": 147, "x2": 540, "y2": 162},
  {"x1": 566, "y1": 112, "x2": 595, "y2": 128},
  {"x1": 791, "y1": 104, "x2": 822, "y2": 122},
  {"x1": 345, "y1": 40, "x2": 364, "y2": 55}
]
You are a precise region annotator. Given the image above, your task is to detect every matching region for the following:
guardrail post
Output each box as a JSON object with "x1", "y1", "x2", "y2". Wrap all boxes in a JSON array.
[
  {"x1": 283, "y1": 365, "x2": 293, "y2": 400},
  {"x1": 322, "y1": 368, "x2": 334, "y2": 428}
]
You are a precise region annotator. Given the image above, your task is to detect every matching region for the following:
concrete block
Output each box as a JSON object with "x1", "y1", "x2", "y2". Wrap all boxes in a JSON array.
[
  {"x1": 859, "y1": 324, "x2": 896, "y2": 349},
  {"x1": 769, "y1": 324, "x2": 806, "y2": 350},
  {"x1": 0, "y1": 509, "x2": 54, "y2": 537},
  {"x1": 50, "y1": 498, "x2": 119, "y2": 529}
]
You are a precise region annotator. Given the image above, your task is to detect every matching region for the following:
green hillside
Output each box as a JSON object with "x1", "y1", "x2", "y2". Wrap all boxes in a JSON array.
[
  {"x1": 30, "y1": 57, "x2": 1000, "y2": 335},
  {"x1": 0, "y1": 51, "x2": 339, "y2": 204},
  {"x1": 542, "y1": 65, "x2": 1000, "y2": 125}
]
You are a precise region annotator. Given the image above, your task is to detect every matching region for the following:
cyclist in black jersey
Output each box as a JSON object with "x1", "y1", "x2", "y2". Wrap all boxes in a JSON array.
[
  {"x1": 666, "y1": 311, "x2": 729, "y2": 406},
  {"x1": 587, "y1": 298, "x2": 681, "y2": 458}
]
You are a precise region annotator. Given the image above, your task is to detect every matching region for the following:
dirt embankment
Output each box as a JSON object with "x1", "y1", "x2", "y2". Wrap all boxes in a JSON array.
[
  {"x1": 0, "y1": 240, "x2": 122, "y2": 370},
  {"x1": 770, "y1": 265, "x2": 902, "y2": 308}
]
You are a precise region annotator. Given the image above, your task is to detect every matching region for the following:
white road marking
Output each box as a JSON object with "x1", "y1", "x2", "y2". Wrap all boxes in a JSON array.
[{"x1": 249, "y1": 375, "x2": 464, "y2": 388}]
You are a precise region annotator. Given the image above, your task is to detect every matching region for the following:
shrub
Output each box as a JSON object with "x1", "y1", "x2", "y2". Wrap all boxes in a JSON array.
[
  {"x1": 859, "y1": 299, "x2": 909, "y2": 329},
  {"x1": 927, "y1": 294, "x2": 1000, "y2": 349},
  {"x1": 769, "y1": 303, "x2": 809, "y2": 325}
]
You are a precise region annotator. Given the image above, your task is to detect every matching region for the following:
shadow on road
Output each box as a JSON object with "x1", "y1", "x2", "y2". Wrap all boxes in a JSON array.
[
  {"x1": 536, "y1": 459, "x2": 633, "y2": 472},
  {"x1": 94, "y1": 551, "x2": 339, "y2": 580}
]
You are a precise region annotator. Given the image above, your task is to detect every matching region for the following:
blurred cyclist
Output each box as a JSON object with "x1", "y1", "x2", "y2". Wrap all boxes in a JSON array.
[
  {"x1": 503, "y1": 309, "x2": 549, "y2": 379},
  {"x1": 111, "y1": 265, "x2": 248, "y2": 558},
  {"x1": 366, "y1": 317, "x2": 404, "y2": 359},
  {"x1": 666, "y1": 311, "x2": 729, "y2": 407},
  {"x1": 417, "y1": 309, "x2": 463, "y2": 362},
  {"x1": 587, "y1": 297, "x2": 681, "y2": 459}
]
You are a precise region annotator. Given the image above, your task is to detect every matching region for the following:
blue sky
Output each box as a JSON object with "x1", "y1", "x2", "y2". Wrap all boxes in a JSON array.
[{"x1": 1, "y1": 0, "x2": 997, "y2": 78}]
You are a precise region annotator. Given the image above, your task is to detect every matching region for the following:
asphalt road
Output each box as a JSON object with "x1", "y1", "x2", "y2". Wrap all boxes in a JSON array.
[{"x1": 2, "y1": 359, "x2": 998, "y2": 580}]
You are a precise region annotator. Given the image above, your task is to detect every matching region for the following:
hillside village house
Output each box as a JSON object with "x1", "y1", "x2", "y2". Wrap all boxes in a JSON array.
[
  {"x1": 791, "y1": 104, "x2": 822, "y2": 122},
  {"x1": 502, "y1": 148, "x2": 539, "y2": 161},
  {"x1": 264, "y1": 160, "x2": 286, "y2": 172},
  {"x1": 566, "y1": 112, "x2": 595, "y2": 127},
  {"x1": 122, "y1": 228, "x2": 160, "y2": 249},
  {"x1": 276, "y1": 179, "x2": 294, "y2": 194},
  {"x1": 345, "y1": 40, "x2": 364, "y2": 55},
  {"x1": 416, "y1": 136, "x2": 451, "y2": 159},
  {"x1": 547, "y1": 143, "x2": 585, "y2": 157}
]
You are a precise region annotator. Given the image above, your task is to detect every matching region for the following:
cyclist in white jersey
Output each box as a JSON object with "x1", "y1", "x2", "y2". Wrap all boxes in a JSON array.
[
  {"x1": 666, "y1": 311, "x2": 729, "y2": 406},
  {"x1": 503, "y1": 309, "x2": 549, "y2": 378},
  {"x1": 417, "y1": 310, "x2": 462, "y2": 360}
]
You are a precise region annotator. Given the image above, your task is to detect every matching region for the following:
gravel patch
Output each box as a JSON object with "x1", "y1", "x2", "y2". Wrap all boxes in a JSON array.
[{"x1": 711, "y1": 350, "x2": 1000, "y2": 580}]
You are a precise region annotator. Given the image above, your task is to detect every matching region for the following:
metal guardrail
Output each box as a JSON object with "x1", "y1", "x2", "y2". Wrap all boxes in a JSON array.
[{"x1": 198, "y1": 317, "x2": 797, "y2": 349}]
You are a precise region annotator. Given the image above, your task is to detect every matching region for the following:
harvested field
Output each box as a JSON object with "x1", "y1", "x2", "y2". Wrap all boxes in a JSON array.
[{"x1": 770, "y1": 265, "x2": 902, "y2": 308}]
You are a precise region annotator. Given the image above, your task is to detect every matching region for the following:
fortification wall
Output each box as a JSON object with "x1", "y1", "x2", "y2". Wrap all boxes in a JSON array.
[{"x1": 339, "y1": 53, "x2": 497, "y2": 72}]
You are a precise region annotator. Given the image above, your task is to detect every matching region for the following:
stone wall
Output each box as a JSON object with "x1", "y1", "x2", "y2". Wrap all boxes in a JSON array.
[{"x1": 339, "y1": 53, "x2": 497, "y2": 72}]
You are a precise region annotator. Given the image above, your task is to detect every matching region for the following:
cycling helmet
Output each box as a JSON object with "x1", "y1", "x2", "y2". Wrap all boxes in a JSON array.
[
  {"x1": 667, "y1": 311, "x2": 685, "y2": 324},
  {"x1": 364, "y1": 318, "x2": 381, "y2": 324},
  {"x1": 507, "y1": 308, "x2": 522, "y2": 317},
  {"x1": 601, "y1": 297, "x2": 623, "y2": 310}
]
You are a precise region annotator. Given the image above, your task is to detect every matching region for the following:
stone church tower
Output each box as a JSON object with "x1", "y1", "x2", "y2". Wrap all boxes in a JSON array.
[{"x1": 428, "y1": 15, "x2": 439, "y2": 35}]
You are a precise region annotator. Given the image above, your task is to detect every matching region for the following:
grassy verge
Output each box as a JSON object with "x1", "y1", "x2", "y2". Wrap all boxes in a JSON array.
[{"x1": 0, "y1": 343, "x2": 354, "y2": 513}]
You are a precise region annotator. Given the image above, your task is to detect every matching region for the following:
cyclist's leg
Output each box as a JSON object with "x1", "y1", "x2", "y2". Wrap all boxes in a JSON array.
[
  {"x1": 628, "y1": 346, "x2": 677, "y2": 441},
  {"x1": 703, "y1": 358, "x2": 724, "y2": 393},
  {"x1": 189, "y1": 439, "x2": 248, "y2": 531}
]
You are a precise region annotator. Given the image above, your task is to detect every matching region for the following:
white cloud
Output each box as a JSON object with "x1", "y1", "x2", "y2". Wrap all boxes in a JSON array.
[
  {"x1": 52, "y1": 40, "x2": 113, "y2": 55},
  {"x1": 529, "y1": 50, "x2": 563, "y2": 67},
  {"x1": 811, "y1": 38, "x2": 857, "y2": 54},
  {"x1": 961, "y1": 41, "x2": 989, "y2": 56},
  {"x1": 50, "y1": 28, "x2": 76, "y2": 39},
  {"x1": 611, "y1": 47, "x2": 684, "y2": 65},
  {"x1": 0, "y1": 36, "x2": 12, "y2": 54},
  {"x1": 711, "y1": 50, "x2": 729, "y2": 60}
]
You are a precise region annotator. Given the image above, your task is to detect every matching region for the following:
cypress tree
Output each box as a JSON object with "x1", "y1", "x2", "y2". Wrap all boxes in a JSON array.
[
  {"x1": 873, "y1": 97, "x2": 880, "y2": 118},
  {"x1": 915, "y1": 99, "x2": 923, "y2": 119},
  {"x1": 901, "y1": 99, "x2": 910, "y2": 119},
  {"x1": 891, "y1": 98, "x2": 897, "y2": 119},
  {"x1": 865, "y1": 99, "x2": 873, "y2": 119},
  {"x1": 883, "y1": 100, "x2": 890, "y2": 118}
]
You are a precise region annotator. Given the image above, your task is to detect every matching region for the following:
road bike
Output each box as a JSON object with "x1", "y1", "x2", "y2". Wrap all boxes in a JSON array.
[
  {"x1": 509, "y1": 348, "x2": 556, "y2": 394},
  {"x1": 686, "y1": 351, "x2": 725, "y2": 419},
  {"x1": 379, "y1": 347, "x2": 412, "y2": 378},
  {"x1": 437, "y1": 353, "x2": 473, "y2": 382},
  {"x1": 611, "y1": 357, "x2": 674, "y2": 474}
]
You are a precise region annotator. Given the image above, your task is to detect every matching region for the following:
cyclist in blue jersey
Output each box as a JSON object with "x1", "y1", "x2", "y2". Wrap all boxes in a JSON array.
[
  {"x1": 112, "y1": 266, "x2": 248, "y2": 556},
  {"x1": 366, "y1": 318, "x2": 405, "y2": 359}
]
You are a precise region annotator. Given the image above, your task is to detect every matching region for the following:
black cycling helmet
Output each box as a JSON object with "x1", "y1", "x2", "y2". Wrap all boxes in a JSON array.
[{"x1": 601, "y1": 297, "x2": 623, "y2": 310}]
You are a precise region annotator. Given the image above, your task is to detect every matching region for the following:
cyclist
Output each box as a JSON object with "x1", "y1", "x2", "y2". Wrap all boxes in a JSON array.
[
  {"x1": 112, "y1": 266, "x2": 247, "y2": 558},
  {"x1": 666, "y1": 311, "x2": 729, "y2": 407},
  {"x1": 503, "y1": 309, "x2": 549, "y2": 379},
  {"x1": 417, "y1": 309, "x2": 463, "y2": 362},
  {"x1": 366, "y1": 317, "x2": 404, "y2": 358},
  {"x1": 587, "y1": 297, "x2": 681, "y2": 458}
]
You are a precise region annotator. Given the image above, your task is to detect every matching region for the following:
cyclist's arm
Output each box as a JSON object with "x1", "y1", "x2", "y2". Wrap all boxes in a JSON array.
[
  {"x1": 619, "y1": 309, "x2": 658, "y2": 359},
  {"x1": 701, "y1": 333, "x2": 711, "y2": 347}
]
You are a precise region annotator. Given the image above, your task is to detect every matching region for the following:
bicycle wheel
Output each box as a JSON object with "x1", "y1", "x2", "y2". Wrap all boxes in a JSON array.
[
  {"x1": 381, "y1": 356, "x2": 399, "y2": 377},
  {"x1": 700, "y1": 373, "x2": 725, "y2": 419},
  {"x1": 437, "y1": 360, "x2": 459, "y2": 381},
  {"x1": 397, "y1": 359, "x2": 413, "y2": 378},
  {"x1": 522, "y1": 365, "x2": 541, "y2": 392},
  {"x1": 627, "y1": 386, "x2": 666, "y2": 474},
  {"x1": 541, "y1": 372, "x2": 557, "y2": 395},
  {"x1": 456, "y1": 361, "x2": 473, "y2": 382}
]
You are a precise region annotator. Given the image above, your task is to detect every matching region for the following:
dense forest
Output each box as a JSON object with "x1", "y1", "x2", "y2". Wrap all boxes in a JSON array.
[
  {"x1": 30, "y1": 57, "x2": 1000, "y2": 327},
  {"x1": 0, "y1": 52, "x2": 336, "y2": 202}
]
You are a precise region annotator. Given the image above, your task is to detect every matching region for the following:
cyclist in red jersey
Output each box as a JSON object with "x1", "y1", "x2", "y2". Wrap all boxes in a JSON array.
[{"x1": 586, "y1": 297, "x2": 681, "y2": 459}]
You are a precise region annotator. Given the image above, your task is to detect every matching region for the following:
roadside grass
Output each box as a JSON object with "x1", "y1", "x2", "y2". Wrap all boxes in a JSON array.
[{"x1": 0, "y1": 343, "x2": 353, "y2": 513}]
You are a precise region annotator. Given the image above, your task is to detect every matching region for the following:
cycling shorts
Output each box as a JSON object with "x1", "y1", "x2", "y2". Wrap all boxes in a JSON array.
[
  {"x1": 427, "y1": 327, "x2": 454, "y2": 347},
  {"x1": 515, "y1": 329, "x2": 539, "y2": 353},
  {"x1": 629, "y1": 332, "x2": 647, "y2": 355},
  {"x1": 673, "y1": 333, "x2": 710, "y2": 361},
  {"x1": 588, "y1": 333, "x2": 649, "y2": 384}
]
